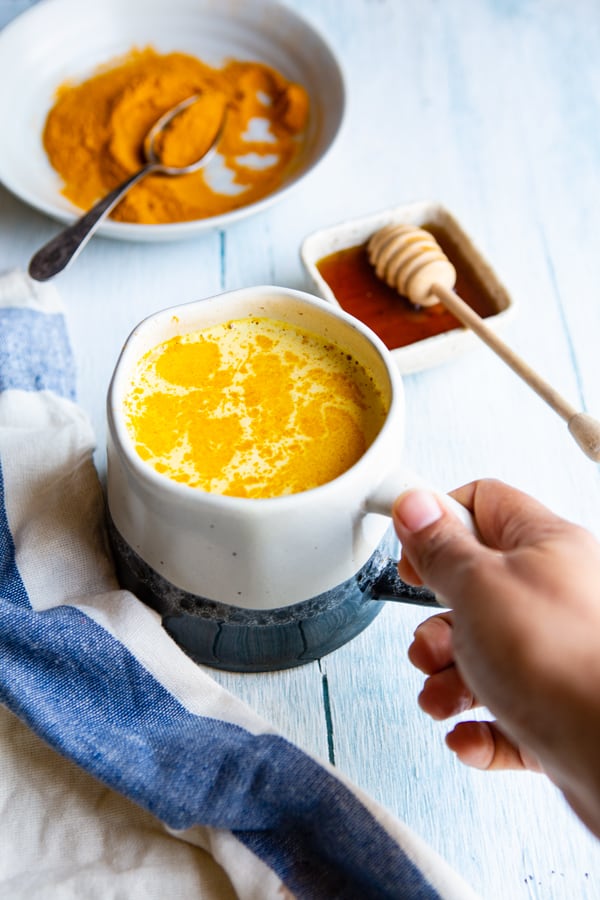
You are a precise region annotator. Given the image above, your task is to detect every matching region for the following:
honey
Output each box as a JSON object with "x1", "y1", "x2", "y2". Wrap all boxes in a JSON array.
[{"x1": 316, "y1": 223, "x2": 498, "y2": 350}]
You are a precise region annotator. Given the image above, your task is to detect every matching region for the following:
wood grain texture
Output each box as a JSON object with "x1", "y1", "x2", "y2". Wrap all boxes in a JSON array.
[{"x1": 2, "y1": 0, "x2": 600, "y2": 896}]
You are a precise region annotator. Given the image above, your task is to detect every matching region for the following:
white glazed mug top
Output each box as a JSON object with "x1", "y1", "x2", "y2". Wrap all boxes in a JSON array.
[{"x1": 106, "y1": 286, "x2": 470, "y2": 613}]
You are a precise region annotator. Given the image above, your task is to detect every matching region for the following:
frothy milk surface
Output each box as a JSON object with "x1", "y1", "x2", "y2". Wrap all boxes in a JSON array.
[{"x1": 123, "y1": 316, "x2": 389, "y2": 498}]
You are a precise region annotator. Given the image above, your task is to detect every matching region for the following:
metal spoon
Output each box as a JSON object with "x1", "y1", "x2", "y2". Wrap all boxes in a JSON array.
[{"x1": 29, "y1": 94, "x2": 226, "y2": 281}]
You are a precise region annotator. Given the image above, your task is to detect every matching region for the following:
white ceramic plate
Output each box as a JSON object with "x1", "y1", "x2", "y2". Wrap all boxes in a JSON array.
[
  {"x1": 0, "y1": 0, "x2": 345, "y2": 241},
  {"x1": 301, "y1": 201, "x2": 516, "y2": 374}
]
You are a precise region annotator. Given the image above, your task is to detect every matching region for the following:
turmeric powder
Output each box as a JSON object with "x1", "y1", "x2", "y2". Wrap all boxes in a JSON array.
[{"x1": 42, "y1": 48, "x2": 310, "y2": 225}]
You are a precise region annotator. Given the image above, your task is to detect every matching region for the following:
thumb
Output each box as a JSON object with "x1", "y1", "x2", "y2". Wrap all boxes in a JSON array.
[{"x1": 392, "y1": 489, "x2": 490, "y2": 600}]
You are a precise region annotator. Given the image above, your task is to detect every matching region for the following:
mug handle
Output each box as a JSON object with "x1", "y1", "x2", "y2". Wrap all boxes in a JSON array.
[{"x1": 363, "y1": 467, "x2": 478, "y2": 608}]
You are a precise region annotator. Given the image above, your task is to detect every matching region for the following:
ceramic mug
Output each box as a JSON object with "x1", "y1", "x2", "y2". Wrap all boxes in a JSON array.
[{"x1": 106, "y1": 286, "x2": 471, "y2": 671}]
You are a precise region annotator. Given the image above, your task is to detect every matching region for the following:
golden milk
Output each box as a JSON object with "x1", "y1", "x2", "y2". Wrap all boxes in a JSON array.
[{"x1": 123, "y1": 317, "x2": 388, "y2": 498}]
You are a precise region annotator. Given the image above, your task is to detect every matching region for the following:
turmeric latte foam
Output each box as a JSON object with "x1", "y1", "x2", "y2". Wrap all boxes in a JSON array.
[{"x1": 123, "y1": 317, "x2": 388, "y2": 498}]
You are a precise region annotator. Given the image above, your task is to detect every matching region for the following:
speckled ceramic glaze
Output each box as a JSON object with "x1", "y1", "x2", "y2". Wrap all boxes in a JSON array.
[{"x1": 106, "y1": 286, "x2": 445, "y2": 671}]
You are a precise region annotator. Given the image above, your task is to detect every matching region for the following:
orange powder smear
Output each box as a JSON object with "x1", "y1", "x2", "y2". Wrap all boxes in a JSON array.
[
  {"x1": 123, "y1": 317, "x2": 389, "y2": 498},
  {"x1": 42, "y1": 47, "x2": 310, "y2": 224}
]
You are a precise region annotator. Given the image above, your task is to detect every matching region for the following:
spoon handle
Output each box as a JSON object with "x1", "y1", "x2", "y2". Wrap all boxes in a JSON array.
[{"x1": 28, "y1": 164, "x2": 155, "y2": 281}]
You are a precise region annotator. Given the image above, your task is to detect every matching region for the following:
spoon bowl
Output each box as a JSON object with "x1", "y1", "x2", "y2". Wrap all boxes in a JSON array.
[
  {"x1": 28, "y1": 94, "x2": 226, "y2": 281},
  {"x1": 143, "y1": 93, "x2": 226, "y2": 175}
]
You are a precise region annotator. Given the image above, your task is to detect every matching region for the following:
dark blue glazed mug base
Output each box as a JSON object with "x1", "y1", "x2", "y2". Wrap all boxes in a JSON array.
[{"x1": 107, "y1": 515, "x2": 436, "y2": 672}]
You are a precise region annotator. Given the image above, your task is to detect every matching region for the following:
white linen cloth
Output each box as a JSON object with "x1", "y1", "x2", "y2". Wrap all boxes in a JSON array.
[{"x1": 0, "y1": 270, "x2": 478, "y2": 899}]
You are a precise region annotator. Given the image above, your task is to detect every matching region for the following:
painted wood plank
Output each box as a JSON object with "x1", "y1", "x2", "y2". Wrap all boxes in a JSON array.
[{"x1": 210, "y1": 662, "x2": 330, "y2": 760}]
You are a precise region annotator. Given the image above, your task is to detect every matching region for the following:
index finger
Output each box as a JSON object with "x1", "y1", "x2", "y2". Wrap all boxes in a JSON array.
[{"x1": 449, "y1": 479, "x2": 571, "y2": 552}]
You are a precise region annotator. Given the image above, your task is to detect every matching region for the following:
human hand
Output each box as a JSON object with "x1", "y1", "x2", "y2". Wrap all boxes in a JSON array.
[{"x1": 392, "y1": 479, "x2": 600, "y2": 839}]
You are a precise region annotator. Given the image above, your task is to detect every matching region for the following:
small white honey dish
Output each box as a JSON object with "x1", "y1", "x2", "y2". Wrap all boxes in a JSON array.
[{"x1": 300, "y1": 200, "x2": 516, "y2": 374}]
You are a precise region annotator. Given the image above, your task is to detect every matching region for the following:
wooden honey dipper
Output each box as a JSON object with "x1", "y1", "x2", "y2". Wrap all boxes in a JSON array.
[{"x1": 367, "y1": 223, "x2": 600, "y2": 462}]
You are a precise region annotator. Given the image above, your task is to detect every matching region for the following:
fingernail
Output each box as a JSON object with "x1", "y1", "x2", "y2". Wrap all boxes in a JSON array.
[{"x1": 394, "y1": 490, "x2": 443, "y2": 533}]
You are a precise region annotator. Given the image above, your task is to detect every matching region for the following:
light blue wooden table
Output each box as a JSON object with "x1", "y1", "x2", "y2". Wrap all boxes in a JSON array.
[{"x1": 2, "y1": 0, "x2": 600, "y2": 896}]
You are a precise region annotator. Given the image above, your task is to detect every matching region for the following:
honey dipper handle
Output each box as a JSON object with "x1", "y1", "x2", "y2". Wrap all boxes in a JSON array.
[{"x1": 431, "y1": 282, "x2": 600, "y2": 462}]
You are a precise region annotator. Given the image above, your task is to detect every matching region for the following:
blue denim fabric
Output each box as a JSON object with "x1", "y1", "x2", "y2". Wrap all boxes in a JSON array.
[
  {"x1": 0, "y1": 307, "x2": 75, "y2": 399},
  {"x1": 0, "y1": 596, "x2": 440, "y2": 899}
]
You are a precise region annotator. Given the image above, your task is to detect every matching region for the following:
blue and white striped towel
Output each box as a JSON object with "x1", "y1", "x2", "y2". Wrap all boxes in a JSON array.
[{"x1": 0, "y1": 270, "x2": 477, "y2": 899}]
